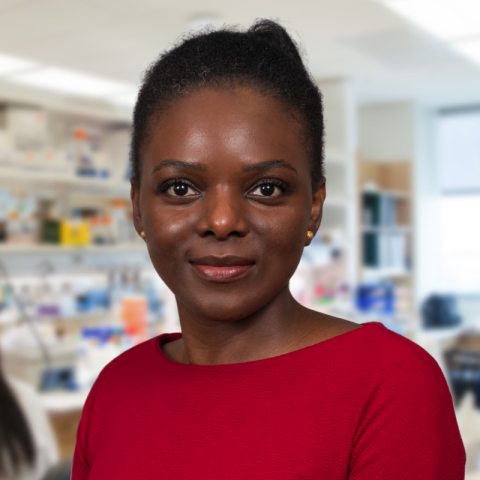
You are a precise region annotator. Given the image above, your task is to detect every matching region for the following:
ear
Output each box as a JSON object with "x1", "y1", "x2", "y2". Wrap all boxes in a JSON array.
[
  {"x1": 305, "y1": 177, "x2": 326, "y2": 246},
  {"x1": 130, "y1": 182, "x2": 144, "y2": 238}
]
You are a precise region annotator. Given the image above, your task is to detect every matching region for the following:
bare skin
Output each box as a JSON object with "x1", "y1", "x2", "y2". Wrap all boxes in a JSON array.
[{"x1": 131, "y1": 87, "x2": 361, "y2": 365}]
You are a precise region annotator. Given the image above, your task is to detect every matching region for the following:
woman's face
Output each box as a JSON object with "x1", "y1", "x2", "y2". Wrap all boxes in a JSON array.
[{"x1": 132, "y1": 87, "x2": 325, "y2": 322}]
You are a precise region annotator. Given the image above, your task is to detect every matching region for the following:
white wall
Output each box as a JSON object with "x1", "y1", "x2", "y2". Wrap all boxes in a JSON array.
[
  {"x1": 319, "y1": 79, "x2": 357, "y2": 153},
  {"x1": 318, "y1": 79, "x2": 358, "y2": 289},
  {"x1": 359, "y1": 103, "x2": 416, "y2": 162},
  {"x1": 413, "y1": 105, "x2": 442, "y2": 307}
]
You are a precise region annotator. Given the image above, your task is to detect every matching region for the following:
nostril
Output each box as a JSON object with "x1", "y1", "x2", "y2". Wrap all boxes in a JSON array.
[{"x1": 200, "y1": 230, "x2": 244, "y2": 239}]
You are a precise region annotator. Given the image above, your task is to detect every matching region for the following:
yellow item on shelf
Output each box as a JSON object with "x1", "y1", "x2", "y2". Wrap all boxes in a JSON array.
[{"x1": 60, "y1": 219, "x2": 90, "y2": 246}]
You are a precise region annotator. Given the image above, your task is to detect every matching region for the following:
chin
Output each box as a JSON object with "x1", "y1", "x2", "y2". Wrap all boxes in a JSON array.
[
  {"x1": 200, "y1": 299, "x2": 264, "y2": 323},
  {"x1": 189, "y1": 280, "x2": 292, "y2": 323}
]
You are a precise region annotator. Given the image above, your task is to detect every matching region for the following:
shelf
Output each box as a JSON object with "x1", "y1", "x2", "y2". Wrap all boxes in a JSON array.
[
  {"x1": 41, "y1": 311, "x2": 110, "y2": 324},
  {"x1": 0, "y1": 243, "x2": 146, "y2": 255},
  {"x1": 0, "y1": 167, "x2": 131, "y2": 196},
  {"x1": 40, "y1": 389, "x2": 90, "y2": 414},
  {"x1": 362, "y1": 188, "x2": 410, "y2": 199},
  {"x1": 362, "y1": 267, "x2": 411, "y2": 280},
  {"x1": 414, "y1": 324, "x2": 470, "y2": 343},
  {"x1": 362, "y1": 226, "x2": 411, "y2": 233}
]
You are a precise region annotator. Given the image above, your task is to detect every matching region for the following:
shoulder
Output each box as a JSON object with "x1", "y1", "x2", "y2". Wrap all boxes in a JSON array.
[
  {"x1": 350, "y1": 321, "x2": 440, "y2": 370},
  {"x1": 347, "y1": 323, "x2": 455, "y2": 417},
  {"x1": 344, "y1": 323, "x2": 459, "y2": 435},
  {"x1": 371, "y1": 323, "x2": 444, "y2": 380},
  {"x1": 328, "y1": 322, "x2": 449, "y2": 398},
  {"x1": 79, "y1": 336, "x2": 166, "y2": 429},
  {"x1": 346, "y1": 325, "x2": 466, "y2": 478},
  {"x1": 96, "y1": 335, "x2": 163, "y2": 384},
  {"x1": 86, "y1": 333, "x2": 181, "y2": 402}
]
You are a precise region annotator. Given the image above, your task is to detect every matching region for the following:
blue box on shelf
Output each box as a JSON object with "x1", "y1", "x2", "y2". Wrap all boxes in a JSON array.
[{"x1": 356, "y1": 283, "x2": 395, "y2": 315}]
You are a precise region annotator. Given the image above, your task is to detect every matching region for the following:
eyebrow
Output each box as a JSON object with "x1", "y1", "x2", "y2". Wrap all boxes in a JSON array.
[
  {"x1": 151, "y1": 158, "x2": 297, "y2": 175},
  {"x1": 242, "y1": 159, "x2": 297, "y2": 174},
  {"x1": 151, "y1": 159, "x2": 207, "y2": 174}
]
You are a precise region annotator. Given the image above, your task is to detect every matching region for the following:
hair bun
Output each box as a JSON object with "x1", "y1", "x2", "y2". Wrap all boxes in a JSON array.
[{"x1": 248, "y1": 19, "x2": 304, "y2": 67}]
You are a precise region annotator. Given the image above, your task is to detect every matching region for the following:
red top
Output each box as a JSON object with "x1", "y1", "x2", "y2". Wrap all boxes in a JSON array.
[{"x1": 72, "y1": 322, "x2": 466, "y2": 479}]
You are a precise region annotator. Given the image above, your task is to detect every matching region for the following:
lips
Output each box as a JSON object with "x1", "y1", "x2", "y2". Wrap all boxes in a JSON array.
[{"x1": 190, "y1": 255, "x2": 255, "y2": 282}]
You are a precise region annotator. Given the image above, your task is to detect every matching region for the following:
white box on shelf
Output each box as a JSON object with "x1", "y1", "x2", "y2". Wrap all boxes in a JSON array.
[{"x1": 0, "y1": 106, "x2": 49, "y2": 150}]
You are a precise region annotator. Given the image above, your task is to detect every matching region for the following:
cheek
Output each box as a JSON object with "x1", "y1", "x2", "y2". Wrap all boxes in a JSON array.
[
  {"x1": 256, "y1": 204, "x2": 309, "y2": 254},
  {"x1": 144, "y1": 201, "x2": 195, "y2": 248},
  {"x1": 140, "y1": 200, "x2": 197, "y2": 286}
]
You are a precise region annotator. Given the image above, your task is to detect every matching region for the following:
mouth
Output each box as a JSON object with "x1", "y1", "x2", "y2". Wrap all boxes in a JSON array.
[{"x1": 190, "y1": 255, "x2": 255, "y2": 283}]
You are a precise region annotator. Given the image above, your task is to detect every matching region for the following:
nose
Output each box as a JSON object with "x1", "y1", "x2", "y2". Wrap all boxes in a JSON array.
[{"x1": 195, "y1": 187, "x2": 250, "y2": 240}]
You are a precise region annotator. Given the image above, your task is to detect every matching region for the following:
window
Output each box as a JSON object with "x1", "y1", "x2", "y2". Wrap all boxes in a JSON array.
[
  {"x1": 437, "y1": 108, "x2": 480, "y2": 293},
  {"x1": 440, "y1": 195, "x2": 480, "y2": 293}
]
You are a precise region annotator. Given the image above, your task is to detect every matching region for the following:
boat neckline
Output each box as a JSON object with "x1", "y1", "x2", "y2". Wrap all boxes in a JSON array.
[{"x1": 155, "y1": 321, "x2": 386, "y2": 368}]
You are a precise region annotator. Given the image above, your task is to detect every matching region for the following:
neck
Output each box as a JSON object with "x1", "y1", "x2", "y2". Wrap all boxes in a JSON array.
[{"x1": 174, "y1": 285, "x2": 312, "y2": 365}]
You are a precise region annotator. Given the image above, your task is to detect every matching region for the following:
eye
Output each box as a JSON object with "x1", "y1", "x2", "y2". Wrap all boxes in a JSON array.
[
  {"x1": 166, "y1": 182, "x2": 199, "y2": 197},
  {"x1": 248, "y1": 182, "x2": 284, "y2": 198}
]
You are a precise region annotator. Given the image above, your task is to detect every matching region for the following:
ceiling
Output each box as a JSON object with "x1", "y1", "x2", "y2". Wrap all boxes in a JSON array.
[{"x1": 1, "y1": 0, "x2": 480, "y2": 107}]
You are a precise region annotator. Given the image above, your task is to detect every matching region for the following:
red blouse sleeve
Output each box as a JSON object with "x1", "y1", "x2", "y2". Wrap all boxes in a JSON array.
[{"x1": 348, "y1": 348, "x2": 466, "y2": 479}]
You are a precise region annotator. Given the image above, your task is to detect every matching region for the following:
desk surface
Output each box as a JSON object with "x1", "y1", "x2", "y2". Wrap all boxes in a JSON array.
[{"x1": 40, "y1": 389, "x2": 90, "y2": 415}]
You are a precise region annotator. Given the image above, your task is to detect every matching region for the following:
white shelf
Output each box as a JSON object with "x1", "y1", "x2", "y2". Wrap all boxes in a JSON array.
[
  {"x1": 0, "y1": 167, "x2": 131, "y2": 196},
  {"x1": 362, "y1": 226, "x2": 411, "y2": 233},
  {"x1": 0, "y1": 243, "x2": 146, "y2": 255},
  {"x1": 362, "y1": 267, "x2": 411, "y2": 280},
  {"x1": 40, "y1": 388, "x2": 90, "y2": 414},
  {"x1": 414, "y1": 324, "x2": 470, "y2": 342}
]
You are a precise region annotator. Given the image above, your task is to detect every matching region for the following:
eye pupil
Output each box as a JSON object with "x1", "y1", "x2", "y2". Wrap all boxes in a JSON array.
[
  {"x1": 174, "y1": 184, "x2": 188, "y2": 196},
  {"x1": 260, "y1": 184, "x2": 275, "y2": 196}
]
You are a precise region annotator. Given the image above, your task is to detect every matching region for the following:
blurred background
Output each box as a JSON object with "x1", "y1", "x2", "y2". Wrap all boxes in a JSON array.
[{"x1": 0, "y1": 0, "x2": 479, "y2": 478}]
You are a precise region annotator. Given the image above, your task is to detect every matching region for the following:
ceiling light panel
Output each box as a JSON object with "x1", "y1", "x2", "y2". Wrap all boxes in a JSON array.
[
  {"x1": 108, "y1": 89, "x2": 139, "y2": 107},
  {"x1": 9, "y1": 67, "x2": 134, "y2": 98},
  {"x1": 455, "y1": 38, "x2": 480, "y2": 65},
  {"x1": 380, "y1": 0, "x2": 480, "y2": 40},
  {"x1": 0, "y1": 53, "x2": 37, "y2": 76}
]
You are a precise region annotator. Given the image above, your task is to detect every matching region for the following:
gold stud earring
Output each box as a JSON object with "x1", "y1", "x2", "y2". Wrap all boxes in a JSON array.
[
  {"x1": 140, "y1": 231, "x2": 146, "y2": 240},
  {"x1": 306, "y1": 231, "x2": 314, "y2": 241}
]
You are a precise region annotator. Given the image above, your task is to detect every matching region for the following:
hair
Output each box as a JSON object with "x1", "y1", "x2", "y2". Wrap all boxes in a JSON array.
[
  {"x1": 0, "y1": 365, "x2": 35, "y2": 475},
  {"x1": 130, "y1": 19, "x2": 324, "y2": 191}
]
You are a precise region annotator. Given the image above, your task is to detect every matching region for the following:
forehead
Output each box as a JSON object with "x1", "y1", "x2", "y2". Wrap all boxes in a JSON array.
[{"x1": 143, "y1": 87, "x2": 309, "y2": 170}]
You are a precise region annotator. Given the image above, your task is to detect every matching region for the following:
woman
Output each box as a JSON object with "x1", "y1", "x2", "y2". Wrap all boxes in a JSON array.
[{"x1": 73, "y1": 20, "x2": 465, "y2": 478}]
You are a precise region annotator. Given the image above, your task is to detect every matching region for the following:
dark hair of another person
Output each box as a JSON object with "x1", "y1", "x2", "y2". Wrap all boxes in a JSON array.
[
  {"x1": 0, "y1": 366, "x2": 35, "y2": 474},
  {"x1": 131, "y1": 19, "x2": 325, "y2": 191}
]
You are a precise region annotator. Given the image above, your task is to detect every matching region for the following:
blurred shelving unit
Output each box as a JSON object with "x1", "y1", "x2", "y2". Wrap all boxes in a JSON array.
[
  {"x1": 357, "y1": 103, "x2": 419, "y2": 323},
  {"x1": 0, "y1": 82, "x2": 145, "y2": 274},
  {"x1": 0, "y1": 167, "x2": 131, "y2": 196},
  {"x1": 0, "y1": 87, "x2": 165, "y2": 463},
  {"x1": 357, "y1": 159, "x2": 413, "y2": 314},
  {"x1": 291, "y1": 80, "x2": 358, "y2": 320},
  {"x1": 0, "y1": 243, "x2": 145, "y2": 254}
]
